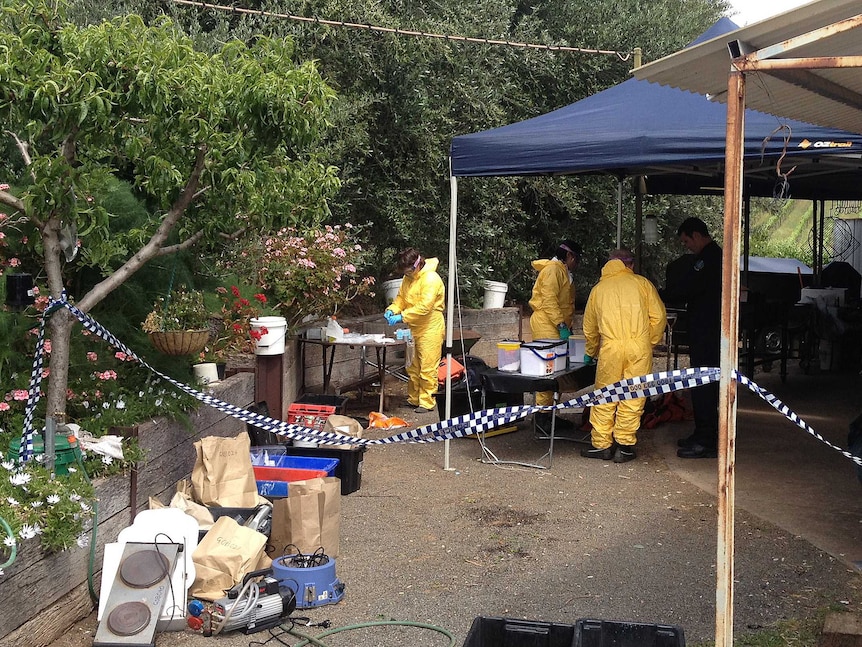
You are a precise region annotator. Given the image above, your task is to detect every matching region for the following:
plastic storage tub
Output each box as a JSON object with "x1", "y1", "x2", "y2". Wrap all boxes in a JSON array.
[
  {"x1": 535, "y1": 338, "x2": 567, "y2": 371},
  {"x1": 569, "y1": 335, "x2": 587, "y2": 364},
  {"x1": 462, "y1": 616, "x2": 685, "y2": 647},
  {"x1": 250, "y1": 452, "x2": 340, "y2": 476},
  {"x1": 497, "y1": 340, "x2": 521, "y2": 372},
  {"x1": 285, "y1": 445, "x2": 366, "y2": 495},
  {"x1": 520, "y1": 341, "x2": 558, "y2": 376}
]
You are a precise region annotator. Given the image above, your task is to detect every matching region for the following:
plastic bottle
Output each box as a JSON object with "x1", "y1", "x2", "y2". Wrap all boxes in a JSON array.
[{"x1": 326, "y1": 316, "x2": 344, "y2": 342}]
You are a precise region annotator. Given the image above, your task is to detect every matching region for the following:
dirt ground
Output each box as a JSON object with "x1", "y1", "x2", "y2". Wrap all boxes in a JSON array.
[{"x1": 50, "y1": 377, "x2": 862, "y2": 647}]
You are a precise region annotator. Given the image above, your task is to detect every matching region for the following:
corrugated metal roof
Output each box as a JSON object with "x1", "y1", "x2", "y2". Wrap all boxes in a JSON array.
[{"x1": 633, "y1": 0, "x2": 862, "y2": 134}]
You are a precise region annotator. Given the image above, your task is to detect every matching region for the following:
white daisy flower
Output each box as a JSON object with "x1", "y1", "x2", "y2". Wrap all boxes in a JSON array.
[
  {"x1": 116, "y1": 399, "x2": 126, "y2": 410},
  {"x1": 1, "y1": 461, "x2": 15, "y2": 471},
  {"x1": 30, "y1": 500, "x2": 42, "y2": 509},
  {"x1": 19, "y1": 525, "x2": 36, "y2": 540},
  {"x1": 3, "y1": 536, "x2": 15, "y2": 548},
  {"x1": 101, "y1": 455, "x2": 113, "y2": 465},
  {"x1": 46, "y1": 494, "x2": 60, "y2": 505},
  {"x1": 9, "y1": 472, "x2": 31, "y2": 487},
  {"x1": 69, "y1": 493, "x2": 81, "y2": 502},
  {"x1": 76, "y1": 534, "x2": 90, "y2": 549},
  {"x1": 6, "y1": 497, "x2": 19, "y2": 507}
]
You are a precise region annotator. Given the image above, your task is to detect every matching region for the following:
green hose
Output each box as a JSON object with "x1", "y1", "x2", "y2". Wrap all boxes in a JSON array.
[
  {"x1": 0, "y1": 515, "x2": 16, "y2": 569},
  {"x1": 287, "y1": 619, "x2": 457, "y2": 647}
]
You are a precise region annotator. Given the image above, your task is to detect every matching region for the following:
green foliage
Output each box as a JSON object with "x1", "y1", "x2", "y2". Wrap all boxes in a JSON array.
[{"x1": 141, "y1": 285, "x2": 208, "y2": 332}]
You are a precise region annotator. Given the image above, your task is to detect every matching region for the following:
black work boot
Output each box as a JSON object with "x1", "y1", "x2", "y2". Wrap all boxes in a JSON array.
[
  {"x1": 580, "y1": 445, "x2": 614, "y2": 460},
  {"x1": 613, "y1": 444, "x2": 637, "y2": 463}
]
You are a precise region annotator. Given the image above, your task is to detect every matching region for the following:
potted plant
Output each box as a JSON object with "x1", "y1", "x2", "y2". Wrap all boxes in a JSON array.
[
  {"x1": 199, "y1": 285, "x2": 272, "y2": 368},
  {"x1": 141, "y1": 286, "x2": 210, "y2": 356}
]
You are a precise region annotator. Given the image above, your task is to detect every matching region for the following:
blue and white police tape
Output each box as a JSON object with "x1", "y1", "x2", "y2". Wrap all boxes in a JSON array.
[{"x1": 17, "y1": 295, "x2": 862, "y2": 470}]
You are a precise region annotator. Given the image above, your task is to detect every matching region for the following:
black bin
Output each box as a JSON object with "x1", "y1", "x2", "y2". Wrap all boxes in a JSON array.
[
  {"x1": 575, "y1": 618, "x2": 685, "y2": 647},
  {"x1": 463, "y1": 617, "x2": 576, "y2": 647}
]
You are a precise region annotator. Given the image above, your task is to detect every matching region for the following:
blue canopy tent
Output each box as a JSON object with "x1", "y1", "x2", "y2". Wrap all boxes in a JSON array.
[
  {"x1": 449, "y1": 17, "x2": 862, "y2": 198},
  {"x1": 437, "y1": 17, "x2": 862, "y2": 468}
]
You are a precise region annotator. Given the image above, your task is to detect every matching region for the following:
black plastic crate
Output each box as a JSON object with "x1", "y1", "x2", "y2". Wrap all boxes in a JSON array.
[
  {"x1": 246, "y1": 401, "x2": 281, "y2": 446},
  {"x1": 296, "y1": 393, "x2": 350, "y2": 415},
  {"x1": 462, "y1": 616, "x2": 576, "y2": 647},
  {"x1": 574, "y1": 619, "x2": 685, "y2": 647},
  {"x1": 285, "y1": 444, "x2": 365, "y2": 495}
]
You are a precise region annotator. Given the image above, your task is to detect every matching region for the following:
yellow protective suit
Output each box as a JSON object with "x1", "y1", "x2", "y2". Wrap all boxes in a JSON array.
[
  {"x1": 583, "y1": 259, "x2": 666, "y2": 448},
  {"x1": 528, "y1": 258, "x2": 575, "y2": 406},
  {"x1": 389, "y1": 257, "x2": 445, "y2": 410}
]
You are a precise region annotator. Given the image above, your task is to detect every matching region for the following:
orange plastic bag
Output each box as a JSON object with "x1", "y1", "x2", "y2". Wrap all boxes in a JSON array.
[{"x1": 368, "y1": 411, "x2": 409, "y2": 429}]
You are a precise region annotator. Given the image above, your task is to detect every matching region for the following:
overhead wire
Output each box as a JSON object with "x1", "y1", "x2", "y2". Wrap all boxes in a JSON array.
[{"x1": 169, "y1": 0, "x2": 633, "y2": 60}]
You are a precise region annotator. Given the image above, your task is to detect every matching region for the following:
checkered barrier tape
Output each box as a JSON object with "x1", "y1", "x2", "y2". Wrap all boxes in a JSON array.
[{"x1": 17, "y1": 296, "x2": 862, "y2": 469}]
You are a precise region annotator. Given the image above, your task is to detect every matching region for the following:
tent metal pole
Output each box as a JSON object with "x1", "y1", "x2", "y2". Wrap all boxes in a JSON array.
[
  {"x1": 716, "y1": 67, "x2": 745, "y2": 647},
  {"x1": 616, "y1": 180, "x2": 623, "y2": 247},
  {"x1": 443, "y1": 169, "x2": 458, "y2": 470}
]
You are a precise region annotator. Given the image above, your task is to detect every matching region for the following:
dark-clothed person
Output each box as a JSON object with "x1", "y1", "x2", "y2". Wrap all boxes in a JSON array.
[{"x1": 661, "y1": 217, "x2": 722, "y2": 459}]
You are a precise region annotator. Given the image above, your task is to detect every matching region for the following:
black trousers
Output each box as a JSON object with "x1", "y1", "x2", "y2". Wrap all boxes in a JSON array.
[{"x1": 688, "y1": 331, "x2": 719, "y2": 449}]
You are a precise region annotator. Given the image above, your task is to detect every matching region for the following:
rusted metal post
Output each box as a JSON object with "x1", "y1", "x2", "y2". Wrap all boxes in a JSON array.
[{"x1": 716, "y1": 67, "x2": 745, "y2": 647}]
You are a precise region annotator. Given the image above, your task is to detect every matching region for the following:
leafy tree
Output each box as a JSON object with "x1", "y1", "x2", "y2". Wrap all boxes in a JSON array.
[
  {"x1": 64, "y1": 0, "x2": 729, "y2": 307},
  {"x1": 0, "y1": 0, "x2": 338, "y2": 418}
]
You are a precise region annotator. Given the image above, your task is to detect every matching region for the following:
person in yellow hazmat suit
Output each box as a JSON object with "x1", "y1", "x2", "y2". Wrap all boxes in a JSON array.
[
  {"x1": 580, "y1": 248, "x2": 666, "y2": 463},
  {"x1": 385, "y1": 248, "x2": 445, "y2": 413},
  {"x1": 528, "y1": 240, "x2": 582, "y2": 434}
]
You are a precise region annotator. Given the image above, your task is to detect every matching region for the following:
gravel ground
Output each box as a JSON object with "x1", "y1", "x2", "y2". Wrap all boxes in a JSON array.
[{"x1": 53, "y1": 384, "x2": 862, "y2": 647}]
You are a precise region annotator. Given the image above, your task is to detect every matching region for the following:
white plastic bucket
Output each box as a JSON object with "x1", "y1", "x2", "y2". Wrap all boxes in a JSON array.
[
  {"x1": 482, "y1": 280, "x2": 508, "y2": 309},
  {"x1": 568, "y1": 335, "x2": 587, "y2": 364},
  {"x1": 382, "y1": 278, "x2": 403, "y2": 303},
  {"x1": 251, "y1": 316, "x2": 287, "y2": 355},
  {"x1": 520, "y1": 341, "x2": 557, "y2": 376},
  {"x1": 192, "y1": 362, "x2": 219, "y2": 385},
  {"x1": 535, "y1": 339, "x2": 567, "y2": 372}
]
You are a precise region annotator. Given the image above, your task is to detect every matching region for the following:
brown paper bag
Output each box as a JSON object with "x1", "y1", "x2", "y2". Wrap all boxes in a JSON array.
[
  {"x1": 192, "y1": 433, "x2": 258, "y2": 508},
  {"x1": 268, "y1": 477, "x2": 341, "y2": 558},
  {"x1": 190, "y1": 515, "x2": 268, "y2": 601}
]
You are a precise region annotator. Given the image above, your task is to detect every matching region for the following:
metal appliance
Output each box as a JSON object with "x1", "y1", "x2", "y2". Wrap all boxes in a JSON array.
[
  {"x1": 211, "y1": 568, "x2": 296, "y2": 634},
  {"x1": 93, "y1": 541, "x2": 182, "y2": 647}
]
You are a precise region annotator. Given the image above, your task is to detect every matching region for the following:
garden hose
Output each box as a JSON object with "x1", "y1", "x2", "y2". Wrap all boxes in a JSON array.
[
  {"x1": 0, "y1": 514, "x2": 16, "y2": 569},
  {"x1": 286, "y1": 619, "x2": 457, "y2": 647},
  {"x1": 74, "y1": 450, "x2": 100, "y2": 606}
]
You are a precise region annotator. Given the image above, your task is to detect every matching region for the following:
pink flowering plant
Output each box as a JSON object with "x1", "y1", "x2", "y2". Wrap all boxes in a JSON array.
[
  {"x1": 224, "y1": 224, "x2": 375, "y2": 332},
  {"x1": 0, "y1": 292, "x2": 196, "y2": 554}
]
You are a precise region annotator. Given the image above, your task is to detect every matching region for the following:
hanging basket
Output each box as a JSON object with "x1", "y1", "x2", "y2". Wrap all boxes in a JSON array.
[{"x1": 148, "y1": 330, "x2": 210, "y2": 356}]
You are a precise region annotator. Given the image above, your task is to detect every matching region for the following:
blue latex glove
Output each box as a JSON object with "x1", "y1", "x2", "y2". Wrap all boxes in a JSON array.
[
  {"x1": 583, "y1": 354, "x2": 595, "y2": 365},
  {"x1": 390, "y1": 313, "x2": 403, "y2": 325},
  {"x1": 558, "y1": 324, "x2": 571, "y2": 340},
  {"x1": 384, "y1": 309, "x2": 395, "y2": 325}
]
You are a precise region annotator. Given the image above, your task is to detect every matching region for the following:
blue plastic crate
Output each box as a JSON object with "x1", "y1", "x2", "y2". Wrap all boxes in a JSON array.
[
  {"x1": 257, "y1": 479, "x2": 290, "y2": 498},
  {"x1": 250, "y1": 452, "x2": 340, "y2": 477}
]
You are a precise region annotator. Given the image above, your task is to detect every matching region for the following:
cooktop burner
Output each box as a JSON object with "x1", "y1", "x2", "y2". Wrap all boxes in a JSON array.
[
  {"x1": 93, "y1": 541, "x2": 181, "y2": 647},
  {"x1": 119, "y1": 550, "x2": 171, "y2": 589},
  {"x1": 107, "y1": 601, "x2": 152, "y2": 636}
]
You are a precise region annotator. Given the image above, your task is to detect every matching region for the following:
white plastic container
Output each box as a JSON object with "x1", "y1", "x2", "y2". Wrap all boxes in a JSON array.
[
  {"x1": 192, "y1": 362, "x2": 219, "y2": 385},
  {"x1": 535, "y1": 338, "x2": 567, "y2": 372},
  {"x1": 325, "y1": 316, "x2": 344, "y2": 342},
  {"x1": 497, "y1": 340, "x2": 521, "y2": 372},
  {"x1": 482, "y1": 280, "x2": 509, "y2": 309},
  {"x1": 382, "y1": 278, "x2": 403, "y2": 303},
  {"x1": 568, "y1": 335, "x2": 587, "y2": 364},
  {"x1": 251, "y1": 316, "x2": 288, "y2": 355},
  {"x1": 520, "y1": 341, "x2": 557, "y2": 376}
]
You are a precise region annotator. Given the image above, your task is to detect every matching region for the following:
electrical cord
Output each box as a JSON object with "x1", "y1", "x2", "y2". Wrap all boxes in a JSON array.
[{"x1": 285, "y1": 619, "x2": 457, "y2": 647}]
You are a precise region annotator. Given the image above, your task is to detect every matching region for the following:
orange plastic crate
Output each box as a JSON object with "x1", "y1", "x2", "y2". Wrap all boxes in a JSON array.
[{"x1": 287, "y1": 403, "x2": 337, "y2": 431}]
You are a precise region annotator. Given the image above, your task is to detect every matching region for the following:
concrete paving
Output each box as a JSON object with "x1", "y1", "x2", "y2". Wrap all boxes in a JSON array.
[{"x1": 648, "y1": 361, "x2": 862, "y2": 570}]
